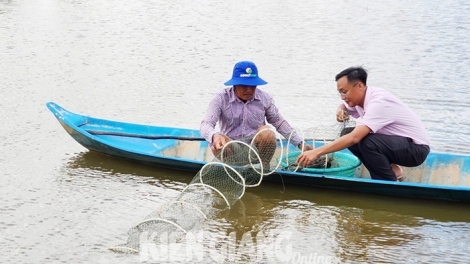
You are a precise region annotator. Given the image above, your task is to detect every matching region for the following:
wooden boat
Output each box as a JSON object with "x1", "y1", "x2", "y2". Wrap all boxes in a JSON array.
[{"x1": 46, "y1": 102, "x2": 470, "y2": 203}]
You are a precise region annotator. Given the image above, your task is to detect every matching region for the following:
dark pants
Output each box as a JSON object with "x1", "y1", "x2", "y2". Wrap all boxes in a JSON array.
[{"x1": 347, "y1": 134, "x2": 430, "y2": 181}]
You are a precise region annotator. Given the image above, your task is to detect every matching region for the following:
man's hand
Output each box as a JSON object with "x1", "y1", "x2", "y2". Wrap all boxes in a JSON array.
[
  {"x1": 298, "y1": 142, "x2": 314, "y2": 151},
  {"x1": 336, "y1": 105, "x2": 350, "y2": 122},
  {"x1": 296, "y1": 149, "x2": 321, "y2": 168},
  {"x1": 212, "y1": 134, "x2": 228, "y2": 151}
]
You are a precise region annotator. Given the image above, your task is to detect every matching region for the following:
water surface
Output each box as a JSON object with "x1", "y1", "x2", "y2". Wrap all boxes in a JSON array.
[{"x1": 1, "y1": 0, "x2": 470, "y2": 263}]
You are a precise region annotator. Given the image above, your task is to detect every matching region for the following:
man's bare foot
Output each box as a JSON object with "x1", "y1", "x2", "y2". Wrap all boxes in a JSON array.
[{"x1": 391, "y1": 163, "x2": 403, "y2": 181}]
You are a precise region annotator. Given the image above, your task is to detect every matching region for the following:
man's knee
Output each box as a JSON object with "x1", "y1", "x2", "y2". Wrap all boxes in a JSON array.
[{"x1": 255, "y1": 126, "x2": 276, "y2": 141}]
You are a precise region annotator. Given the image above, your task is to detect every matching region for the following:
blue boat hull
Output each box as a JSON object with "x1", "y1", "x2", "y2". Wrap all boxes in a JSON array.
[{"x1": 47, "y1": 102, "x2": 470, "y2": 203}]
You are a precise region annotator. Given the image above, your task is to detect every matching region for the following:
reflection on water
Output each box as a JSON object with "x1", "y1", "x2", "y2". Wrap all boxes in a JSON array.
[
  {"x1": 200, "y1": 185, "x2": 470, "y2": 263},
  {"x1": 66, "y1": 152, "x2": 470, "y2": 263},
  {"x1": 332, "y1": 206, "x2": 470, "y2": 263},
  {"x1": 1, "y1": 143, "x2": 468, "y2": 263},
  {"x1": 274, "y1": 185, "x2": 470, "y2": 263},
  {"x1": 65, "y1": 151, "x2": 192, "y2": 189}
]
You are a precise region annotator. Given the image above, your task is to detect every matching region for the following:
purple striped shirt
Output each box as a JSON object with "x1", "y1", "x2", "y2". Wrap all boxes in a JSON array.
[{"x1": 200, "y1": 87, "x2": 302, "y2": 147}]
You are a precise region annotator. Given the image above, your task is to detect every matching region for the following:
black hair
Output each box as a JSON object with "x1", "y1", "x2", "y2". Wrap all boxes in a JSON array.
[{"x1": 335, "y1": 66, "x2": 368, "y2": 86}]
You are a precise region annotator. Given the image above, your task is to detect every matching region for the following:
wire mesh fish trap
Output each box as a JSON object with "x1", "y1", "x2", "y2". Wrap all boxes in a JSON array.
[
  {"x1": 109, "y1": 128, "x2": 283, "y2": 253},
  {"x1": 282, "y1": 120, "x2": 361, "y2": 176},
  {"x1": 110, "y1": 124, "x2": 361, "y2": 254}
]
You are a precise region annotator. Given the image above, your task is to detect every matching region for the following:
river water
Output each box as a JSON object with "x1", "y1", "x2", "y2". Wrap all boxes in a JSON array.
[{"x1": 1, "y1": 0, "x2": 470, "y2": 263}]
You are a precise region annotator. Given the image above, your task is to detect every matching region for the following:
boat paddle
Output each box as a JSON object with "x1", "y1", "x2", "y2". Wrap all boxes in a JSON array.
[{"x1": 86, "y1": 130, "x2": 336, "y2": 142}]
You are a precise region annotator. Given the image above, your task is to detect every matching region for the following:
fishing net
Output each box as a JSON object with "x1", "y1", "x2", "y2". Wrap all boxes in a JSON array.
[
  {"x1": 109, "y1": 128, "x2": 284, "y2": 253},
  {"x1": 109, "y1": 121, "x2": 358, "y2": 254},
  {"x1": 280, "y1": 117, "x2": 359, "y2": 175}
]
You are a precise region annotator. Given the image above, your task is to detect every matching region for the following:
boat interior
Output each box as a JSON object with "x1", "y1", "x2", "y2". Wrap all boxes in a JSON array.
[{"x1": 157, "y1": 140, "x2": 470, "y2": 188}]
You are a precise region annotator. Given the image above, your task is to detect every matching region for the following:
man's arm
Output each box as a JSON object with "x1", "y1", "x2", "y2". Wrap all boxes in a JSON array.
[
  {"x1": 296, "y1": 125, "x2": 370, "y2": 167},
  {"x1": 200, "y1": 94, "x2": 223, "y2": 144}
]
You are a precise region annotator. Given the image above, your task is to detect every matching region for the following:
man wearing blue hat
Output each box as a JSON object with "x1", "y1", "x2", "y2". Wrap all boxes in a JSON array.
[{"x1": 200, "y1": 61, "x2": 311, "y2": 168}]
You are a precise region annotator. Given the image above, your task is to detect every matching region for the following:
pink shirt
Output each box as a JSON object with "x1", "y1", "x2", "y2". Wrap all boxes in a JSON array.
[
  {"x1": 345, "y1": 86, "x2": 430, "y2": 145},
  {"x1": 200, "y1": 87, "x2": 302, "y2": 146}
]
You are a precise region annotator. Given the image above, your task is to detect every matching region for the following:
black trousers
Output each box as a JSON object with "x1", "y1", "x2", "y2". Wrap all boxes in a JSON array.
[{"x1": 347, "y1": 134, "x2": 430, "y2": 181}]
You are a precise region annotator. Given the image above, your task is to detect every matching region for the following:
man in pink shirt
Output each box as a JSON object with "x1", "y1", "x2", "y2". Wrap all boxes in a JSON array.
[
  {"x1": 297, "y1": 66, "x2": 430, "y2": 181},
  {"x1": 200, "y1": 61, "x2": 311, "y2": 167}
]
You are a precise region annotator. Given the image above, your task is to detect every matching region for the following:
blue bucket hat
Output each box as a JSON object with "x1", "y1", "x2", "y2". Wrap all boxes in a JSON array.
[{"x1": 224, "y1": 61, "x2": 268, "y2": 86}]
